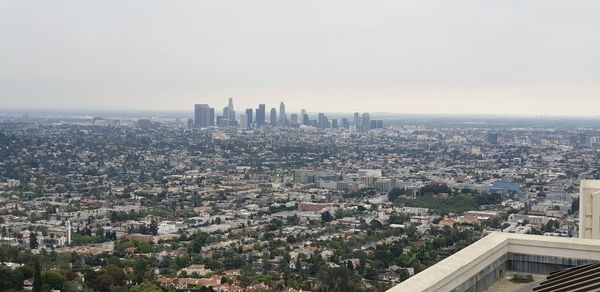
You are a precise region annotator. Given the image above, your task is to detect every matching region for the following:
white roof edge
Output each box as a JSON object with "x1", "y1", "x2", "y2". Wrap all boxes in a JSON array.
[
  {"x1": 387, "y1": 233, "x2": 600, "y2": 292},
  {"x1": 581, "y1": 180, "x2": 600, "y2": 189}
]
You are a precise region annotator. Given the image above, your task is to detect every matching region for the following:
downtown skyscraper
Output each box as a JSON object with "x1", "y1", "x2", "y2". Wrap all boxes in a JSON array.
[
  {"x1": 279, "y1": 101, "x2": 286, "y2": 126},
  {"x1": 270, "y1": 108, "x2": 277, "y2": 126},
  {"x1": 192, "y1": 98, "x2": 380, "y2": 131},
  {"x1": 256, "y1": 104, "x2": 266, "y2": 126},
  {"x1": 245, "y1": 108, "x2": 253, "y2": 128},
  {"x1": 223, "y1": 98, "x2": 236, "y2": 122},
  {"x1": 194, "y1": 104, "x2": 214, "y2": 128}
]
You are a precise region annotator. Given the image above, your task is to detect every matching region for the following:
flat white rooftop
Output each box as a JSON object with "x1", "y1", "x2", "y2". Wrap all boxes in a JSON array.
[{"x1": 388, "y1": 233, "x2": 600, "y2": 292}]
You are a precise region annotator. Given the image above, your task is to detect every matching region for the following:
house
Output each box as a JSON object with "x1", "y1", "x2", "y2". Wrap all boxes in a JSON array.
[{"x1": 178, "y1": 264, "x2": 212, "y2": 277}]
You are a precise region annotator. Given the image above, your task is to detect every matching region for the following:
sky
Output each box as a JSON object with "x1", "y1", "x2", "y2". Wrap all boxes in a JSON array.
[{"x1": 1, "y1": 0, "x2": 600, "y2": 116}]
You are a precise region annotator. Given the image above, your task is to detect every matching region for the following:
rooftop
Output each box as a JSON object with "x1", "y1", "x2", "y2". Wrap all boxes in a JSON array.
[{"x1": 389, "y1": 233, "x2": 600, "y2": 292}]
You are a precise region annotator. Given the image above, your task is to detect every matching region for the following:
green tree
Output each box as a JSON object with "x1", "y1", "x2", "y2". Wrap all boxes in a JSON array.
[
  {"x1": 188, "y1": 232, "x2": 208, "y2": 254},
  {"x1": 33, "y1": 260, "x2": 42, "y2": 292},
  {"x1": 30, "y1": 232, "x2": 39, "y2": 249},
  {"x1": 388, "y1": 188, "x2": 406, "y2": 202},
  {"x1": 321, "y1": 211, "x2": 333, "y2": 223},
  {"x1": 149, "y1": 219, "x2": 159, "y2": 236},
  {"x1": 94, "y1": 274, "x2": 113, "y2": 292},
  {"x1": 318, "y1": 266, "x2": 363, "y2": 291},
  {"x1": 100, "y1": 264, "x2": 127, "y2": 286},
  {"x1": 131, "y1": 256, "x2": 154, "y2": 285},
  {"x1": 0, "y1": 267, "x2": 24, "y2": 291},
  {"x1": 42, "y1": 270, "x2": 65, "y2": 290},
  {"x1": 131, "y1": 282, "x2": 162, "y2": 292}
]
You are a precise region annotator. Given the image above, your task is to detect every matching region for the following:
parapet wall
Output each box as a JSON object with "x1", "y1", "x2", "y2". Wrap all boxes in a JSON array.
[{"x1": 388, "y1": 233, "x2": 600, "y2": 292}]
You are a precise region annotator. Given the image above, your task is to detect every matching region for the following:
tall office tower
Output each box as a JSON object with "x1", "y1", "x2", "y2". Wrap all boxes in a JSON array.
[
  {"x1": 318, "y1": 113, "x2": 326, "y2": 129},
  {"x1": 362, "y1": 112, "x2": 371, "y2": 131},
  {"x1": 290, "y1": 113, "x2": 298, "y2": 125},
  {"x1": 270, "y1": 108, "x2": 277, "y2": 126},
  {"x1": 194, "y1": 104, "x2": 211, "y2": 128},
  {"x1": 245, "y1": 108, "x2": 253, "y2": 127},
  {"x1": 228, "y1": 98, "x2": 235, "y2": 119},
  {"x1": 256, "y1": 104, "x2": 266, "y2": 126},
  {"x1": 137, "y1": 119, "x2": 155, "y2": 129},
  {"x1": 301, "y1": 109, "x2": 308, "y2": 125},
  {"x1": 279, "y1": 102, "x2": 286, "y2": 126},
  {"x1": 487, "y1": 133, "x2": 499, "y2": 145},
  {"x1": 216, "y1": 116, "x2": 228, "y2": 127},
  {"x1": 341, "y1": 118, "x2": 350, "y2": 129},
  {"x1": 370, "y1": 120, "x2": 378, "y2": 129},
  {"x1": 209, "y1": 108, "x2": 215, "y2": 126},
  {"x1": 332, "y1": 119, "x2": 338, "y2": 129},
  {"x1": 239, "y1": 113, "x2": 248, "y2": 129},
  {"x1": 222, "y1": 106, "x2": 229, "y2": 119},
  {"x1": 222, "y1": 98, "x2": 236, "y2": 122},
  {"x1": 353, "y1": 112, "x2": 360, "y2": 128},
  {"x1": 187, "y1": 118, "x2": 194, "y2": 129}
]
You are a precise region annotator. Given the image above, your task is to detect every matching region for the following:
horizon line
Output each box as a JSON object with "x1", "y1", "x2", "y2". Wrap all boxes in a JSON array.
[{"x1": 2, "y1": 107, "x2": 600, "y2": 120}]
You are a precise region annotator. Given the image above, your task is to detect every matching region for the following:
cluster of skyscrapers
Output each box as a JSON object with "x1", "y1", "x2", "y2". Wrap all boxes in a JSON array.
[{"x1": 192, "y1": 98, "x2": 383, "y2": 131}]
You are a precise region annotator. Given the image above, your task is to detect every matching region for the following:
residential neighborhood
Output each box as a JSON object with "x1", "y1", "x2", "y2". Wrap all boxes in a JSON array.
[{"x1": 0, "y1": 114, "x2": 598, "y2": 291}]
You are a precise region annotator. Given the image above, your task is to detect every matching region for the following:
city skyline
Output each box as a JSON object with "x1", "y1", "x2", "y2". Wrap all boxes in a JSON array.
[
  {"x1": 192, "y1": 98, "x2": 383, "y2": 130},
  {"x1": 2, "y1": 1, "x2": 600, "y2": 291},
  {"x1": 2, "y1": 1, "x2": 600, "y2": 116}
]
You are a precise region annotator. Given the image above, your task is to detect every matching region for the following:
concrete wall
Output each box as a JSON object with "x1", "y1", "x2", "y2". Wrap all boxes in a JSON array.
[
  {"x1": 388, "y1": 233, "x2": 600, "y2": 292},
  {"x1": 579, "y1": 180, "x2": 600, "y2": 239},
  {"x1": 451, "y1": 254, "x2": 508, "y2": 292},
  {"x1": 508, "y1": 253, "x2": 597, "y2": 275}
]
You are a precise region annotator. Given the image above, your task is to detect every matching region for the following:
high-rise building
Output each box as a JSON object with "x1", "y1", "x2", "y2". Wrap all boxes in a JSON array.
[
  {"x1": 270, "y1": 108, "x2": 277, "y2": 126},
  {"x1": 370, "y1": 120, "x2": 383, "y2": 129},
  {"x1": 137, "y1": 119, "x2": 157, "y2": 129},
  {"x1": 341, "y1": 118, "x2": 350, "y2": 129},
  {"x1": 209, "y1": 108, "x2": 215, "y2": 126},
  {"x1": 318, "y1": 113, "x2": 326, "y2": 129},
  {"x1": 227, "y1": 98, "x2": 235, "y2": 121},
  {"x1": 301, "y1": 109, "x2": 308, "y2": 125},
  {"x1": 579, "y1": 132, "x2": 588, "y2": 145},
  {"x1": 222, "y1": 98, "x2": 236, "y2": 123},
  {"x1": 216, "y1": 116, "x2": 228, "y2": 127},
  {"x1": 332, "y1": 119, "x2": 338, "y2": 129},
  {"x1": 279, "y1": 102, "x2": 286, "y2": 126},
  {"x1": 222, "y1": 107, "x2": 229, "y2": 119},
  {"x1": 354, "y1": 112, "x2": 363, "y2": 131},
  {"x1": 245, "y1": 108, "x2": 253, "y2": 128},
  {"x1": 194, "y1": 104, "x2": 211, "y2": 128},
  {"x1": 487, "y1": 133, "x2": 499, "y2": 145},
  {"x1": 239, "y1": 113, "x2": 248, "y2": 129},
  {"x1": 290, "y1": 113, "x2": 298, "y2": 125},
  {"x1": 362, "y1": 112, "x2": 371, "y2": 131},
  {"x1": 256, "y1": 104, "x2": 266, "y2": 126},
  {"x1": 303, "y1": 114, "x2": 310, "y2": 125}
]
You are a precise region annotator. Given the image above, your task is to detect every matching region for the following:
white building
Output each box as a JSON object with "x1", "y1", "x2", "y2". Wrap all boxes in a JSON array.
[
  {"x1": 390, "y1": 180, "x2": 600, "y2": 292},
  {"x1": 579, "y1": 180, "x2": 600, "y2": 239}
]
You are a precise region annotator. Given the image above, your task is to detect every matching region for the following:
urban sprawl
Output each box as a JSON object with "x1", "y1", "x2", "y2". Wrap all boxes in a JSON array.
[{"x1": 0, "y1": 99, "x2": 599, "y2": 291}]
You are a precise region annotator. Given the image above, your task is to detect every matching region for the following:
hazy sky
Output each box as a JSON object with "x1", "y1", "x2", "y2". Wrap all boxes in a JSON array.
[{"x1": 1, "y1": 1, "x2": 600, "y2": 116}]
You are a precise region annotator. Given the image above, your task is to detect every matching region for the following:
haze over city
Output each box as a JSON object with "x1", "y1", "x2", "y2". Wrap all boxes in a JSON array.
[
  {"x1": 1, "y1": 0, "x2": 600, "y2": 116},
  {"x1": 4, "y1": 2, "x2": 600, "y2": 292}
]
